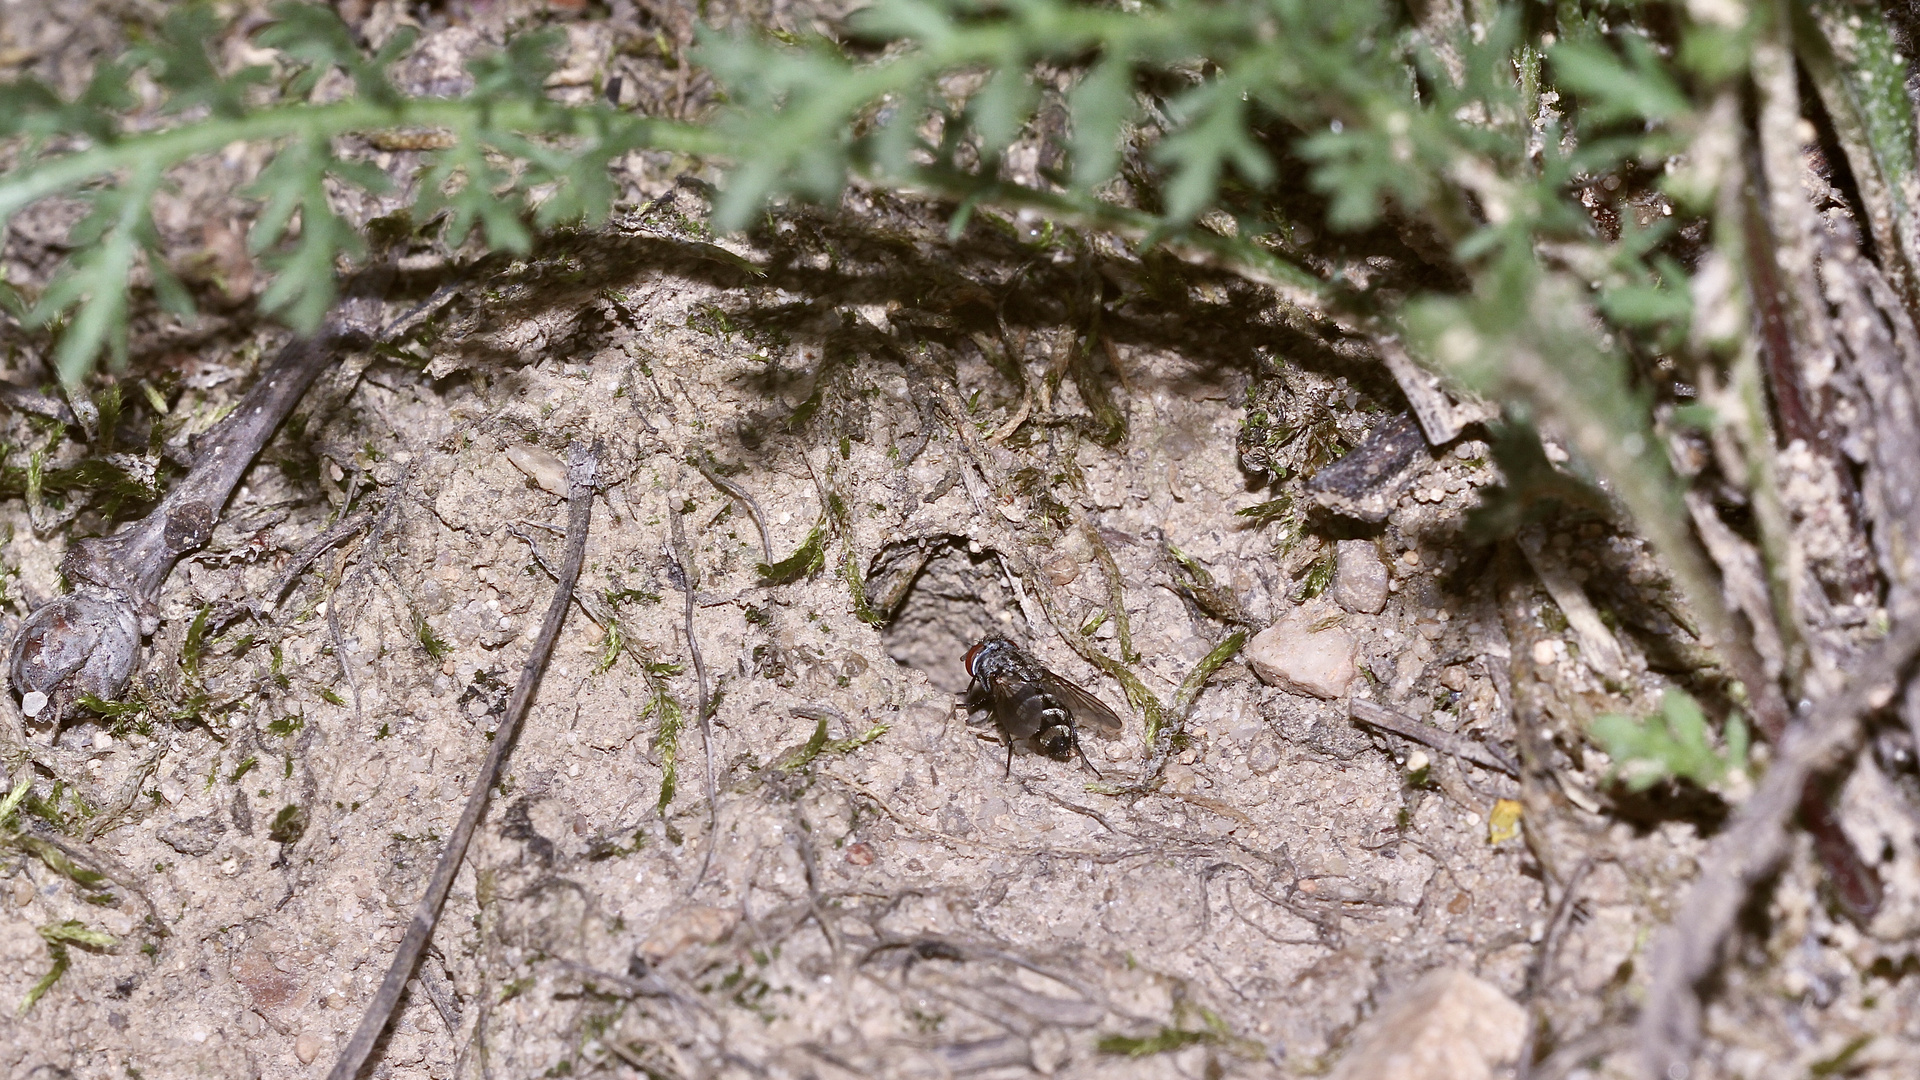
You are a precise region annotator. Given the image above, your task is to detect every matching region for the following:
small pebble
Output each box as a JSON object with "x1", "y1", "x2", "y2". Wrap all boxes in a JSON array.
[
  {"x1": 1044, "y1": 555, "x2": 1081, "y2": 586},
  {"x1": 642, "y1": 905, "x2": 739, "y2": 961},
  {"x1": 294, "y1": 1032, "x2": 323, "y2": 1065},
  {"x1": 505, "y1": 443, "x2": 569, "y2": 496},
  {"x1": 19, "y1": 691, "x2": 46, "y2": 719},
  {"x1": 1405, "y1": 750, "x2": 1430, "y2": 774},
  {"x1": 1531, "y1": 639, "x2": 1558, "y2": 665},
  {"x1": 1246, "y1": 610, "x2": 1358, "y2": 700},
  {"x1": 1326, "y1": 969, "x2": 1524, "y2": 1080},
  {"x1": 1330, "y1": 540, "x2": 1389, "y2": 615}
]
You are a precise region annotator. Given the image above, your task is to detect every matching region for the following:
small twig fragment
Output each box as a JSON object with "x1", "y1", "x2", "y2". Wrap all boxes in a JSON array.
[
  {"x1": 327, "y1": 442, "x2": 597, "y2": 1080},
  {"x1": 1349, "y1": 698, "x2": 1519, "y2": 777},
  {"x1": 259, "y1": 510, "x2": 375, "y2": 617},
  {"x1": 693, "y1": 451, "x2": 774, "y2": 568},
  {"x1": 1516, "y1": 858, "x2": 1593, "y2": 1080},
  {"x1": 1374, "y1": 335, "x2": 1491, "y2": 445},
  {"x1": 1516, "y1": 526, "x2": 1628, "y2": 684}
]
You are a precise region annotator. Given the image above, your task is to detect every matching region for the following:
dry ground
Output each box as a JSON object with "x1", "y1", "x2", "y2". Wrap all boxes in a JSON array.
[{"x1": 5, "y1": 3, "x2": 1920, "y2": 1079}]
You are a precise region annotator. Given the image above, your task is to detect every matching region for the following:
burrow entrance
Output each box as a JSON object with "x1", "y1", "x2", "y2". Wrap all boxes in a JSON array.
[{"x1": 870, "y1": 536, "x2": 1030, "y2": 694}]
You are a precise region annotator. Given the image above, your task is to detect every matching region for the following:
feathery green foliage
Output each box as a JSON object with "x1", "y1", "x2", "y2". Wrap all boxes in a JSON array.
[
  {"x1": 0, "y1": 2, "x2": 711, "y2": 385},
  {"x1": 1593, "y1": 690, "x2": 1749, "y2": 792},
  {"x1": 5, "y1": 1, "x2": 1918, "y2": 710}
]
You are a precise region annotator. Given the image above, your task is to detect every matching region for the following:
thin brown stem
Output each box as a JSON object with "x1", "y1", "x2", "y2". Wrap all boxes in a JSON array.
[{"x1": 327, "y1": 443, "x2": 597, "y2": 1080}]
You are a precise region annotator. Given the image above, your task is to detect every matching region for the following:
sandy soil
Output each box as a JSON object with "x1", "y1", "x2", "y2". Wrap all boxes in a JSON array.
[{"x1": 6, "y1": 4, "x2": 1920, "y2": 1079}]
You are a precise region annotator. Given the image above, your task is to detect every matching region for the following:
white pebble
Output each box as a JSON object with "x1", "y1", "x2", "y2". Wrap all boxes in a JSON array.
[
  {"x1": 505, "y1": 444, "x2": 569, "y2": 496},
  {"x1": 1246, "y1": 610, "x2": 1358, "y2": 700}
]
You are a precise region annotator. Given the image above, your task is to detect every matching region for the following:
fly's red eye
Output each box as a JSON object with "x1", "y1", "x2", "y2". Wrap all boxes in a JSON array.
[{"x1": 963, "y1": 640, "x2": 987, "y2": 677}]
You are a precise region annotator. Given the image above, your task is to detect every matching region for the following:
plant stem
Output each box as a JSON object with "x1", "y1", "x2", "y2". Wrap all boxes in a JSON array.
[{"x1": 327, "y1": 443, "x2": 597, "y2": 1080}]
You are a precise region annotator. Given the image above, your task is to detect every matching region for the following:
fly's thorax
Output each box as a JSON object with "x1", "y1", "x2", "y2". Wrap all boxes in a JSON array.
[
  {"x1": 962, "y1": 637, "x2": 1000, "y2": 681},
  {"x1": 963, "y1": 636, "x2": 1029, "y2": 682}
]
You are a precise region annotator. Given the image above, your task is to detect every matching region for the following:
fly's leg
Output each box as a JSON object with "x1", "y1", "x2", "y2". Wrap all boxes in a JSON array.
[{"x1": 1072, "y1": 727, "x2": 1102, "y2": 778}]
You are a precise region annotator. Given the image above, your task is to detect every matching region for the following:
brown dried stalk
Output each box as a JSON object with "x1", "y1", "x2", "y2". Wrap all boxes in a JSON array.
[
  {"x1": 7, "y1": 275, "x2": 448, "y2": 722},
  {"x1": 10, "y1": 324, "x2": 371, "y2": 721},
  {"x1": 328, "y1": 442, "x2": 597, "y2": 1080}
]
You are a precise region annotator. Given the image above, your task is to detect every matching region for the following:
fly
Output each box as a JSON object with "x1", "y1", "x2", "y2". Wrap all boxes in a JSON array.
[{"x1": 963, "y1": 635, "x2": 1125, "y2": 775}]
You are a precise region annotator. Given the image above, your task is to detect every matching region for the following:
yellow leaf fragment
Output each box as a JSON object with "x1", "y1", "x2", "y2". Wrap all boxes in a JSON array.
[{"x1": 1488, "y1": 799, "x2": 1523, "y2": 844}]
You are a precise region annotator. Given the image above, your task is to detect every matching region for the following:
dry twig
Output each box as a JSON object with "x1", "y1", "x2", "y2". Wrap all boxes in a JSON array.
[
  {"x1": 1516, "y1": 858, "x2": 1593, "y2": 1080},
  {"x1": 1638, "y1": 617, "x2": 1920, "y2": 1079},
  {"x1": 692, "y1": 450, "x2": 774, "y2": 567},
  {"x1": 1349, "y1": 698, "x2": 1518, "y2": 777},
  {"x1": 666, "y1": 493, "x2": 718, "y2": 886},
  {"x1": 327, "y1": 442, "x2": 598, "y2": 1080}
]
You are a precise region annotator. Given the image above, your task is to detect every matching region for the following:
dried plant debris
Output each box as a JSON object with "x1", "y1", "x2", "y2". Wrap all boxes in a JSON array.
[
  {"x1": 8, "y1": 5, "x2": 1920, "y2": 1080},
  {"x1": 0, "y1": 203, "x2": 1545, "y2": 1076}
]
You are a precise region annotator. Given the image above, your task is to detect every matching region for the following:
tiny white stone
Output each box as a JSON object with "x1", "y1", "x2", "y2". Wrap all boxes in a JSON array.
[
  {"x1": 1405, "y1": 750, "x2": 1430, "y2": 774},
  {"x1": 20, "y1": 691, "x2": 47, "y2": 718},
  {"x1": 1330, "y1": 540, "x2": 1390, "y2": 615},
  {"x1": 505, "y1": 443, "x2": 569, "y2": 496}
]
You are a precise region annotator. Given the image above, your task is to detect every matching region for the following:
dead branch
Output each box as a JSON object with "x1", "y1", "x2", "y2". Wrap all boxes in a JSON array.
[
  {"x1": 10, "y1": 324, "x2": 370, "y2": 721},
  {"x1": 1638, "y1": 617, "x2": 1920, "y2": 1080},
  {"x1": 327, "y1": 441, "x2": 598, "y2": 1080},
  {"x1": 7, "y1": 270, "x2": 458, "y2": 723}
]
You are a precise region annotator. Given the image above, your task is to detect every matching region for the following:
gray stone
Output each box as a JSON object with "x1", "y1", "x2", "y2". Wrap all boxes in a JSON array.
[
  {"x1": 1331, "y1": 539, "x2": 1390, "y2": 614},
  {"x1": 158, "y1": 815, "x2": 226, "y2": 857},
  {"x1": 1247, "y1": 607, "x2": 1357, "y2": 700}
]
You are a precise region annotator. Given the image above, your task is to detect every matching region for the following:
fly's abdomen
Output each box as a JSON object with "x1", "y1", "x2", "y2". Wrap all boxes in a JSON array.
[{"x1": 1006, "y1": 682, "x2": 1068, "y2": 741}]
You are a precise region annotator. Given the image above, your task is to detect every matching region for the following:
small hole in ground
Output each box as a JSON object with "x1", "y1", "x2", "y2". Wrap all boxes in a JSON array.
[{"x1": 876, "y1": 538, "x2": 1028, "y2": 694}]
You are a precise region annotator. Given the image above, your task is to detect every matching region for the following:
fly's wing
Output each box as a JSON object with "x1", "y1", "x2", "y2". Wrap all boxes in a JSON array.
[
  {"x1": 973, "y1": 668, "x2": 1034, "y2": 728},
  {"x1": 1037, "y1": 670, "x2": 1126, "y2": 738}
]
